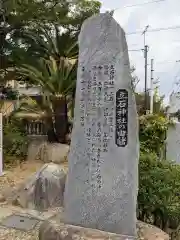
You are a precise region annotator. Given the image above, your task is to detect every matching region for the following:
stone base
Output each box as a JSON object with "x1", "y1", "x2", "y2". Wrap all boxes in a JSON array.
[
  {"x1": 39, "y1": 220, "x2": 136, "y2": 240},
  {"x1": 39, "y1": 220, "x2": 169, "y2": 240}
]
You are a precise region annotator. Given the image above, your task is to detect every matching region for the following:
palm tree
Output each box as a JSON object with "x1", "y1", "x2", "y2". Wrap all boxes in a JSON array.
[
  {"x1": 10, "y1": 24, "x2": 78, "y2": 143},
  {"x1": 17, "y1": 56, "x2": 77, "y2": 143},
  {"x1": 12, "y1": 25, "x2": 78, "y2": 66}
]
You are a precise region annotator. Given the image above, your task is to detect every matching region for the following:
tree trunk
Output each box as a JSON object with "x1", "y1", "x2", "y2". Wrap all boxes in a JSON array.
[
  {"x1": 44, "y1": 106, "x2": 57, "y2": 143},
  {"x1": 52, "y1": 96, "x2": 68, "y2": 144},
  {"x1": 71, "y1": 89, "x2": 76, "y2": 118},
  {"x1": 46, "y1": 116, "x2": 58, "y2": 143},
  {"x1": 153, "y1": 208, "x2": 164, "y2": 230}
]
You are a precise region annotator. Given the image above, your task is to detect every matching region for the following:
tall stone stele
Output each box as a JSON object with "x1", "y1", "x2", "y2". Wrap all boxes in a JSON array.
[{"x1": 64, "y1": 12, "x2": 139, "y2": 238}]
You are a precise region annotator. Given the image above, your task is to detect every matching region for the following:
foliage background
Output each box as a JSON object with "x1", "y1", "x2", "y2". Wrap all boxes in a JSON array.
[
  {"x1": 138, "y1": 114, "x2": 180, "y2": 236},
  {"x1": 3, "y1": 117, "x2": 29, "y2": 163}
]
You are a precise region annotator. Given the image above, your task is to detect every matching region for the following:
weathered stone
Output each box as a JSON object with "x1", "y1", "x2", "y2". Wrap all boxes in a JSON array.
[
  {"x1": 0, "y1": 214, "x2": 40, "y2": 231},
  {"x1": 43, "y1": 143, "x2": 69, "y2": 164},
  {"x1": 13, "y1": 163, "x2": 66, "y2": 210},
  {"x1": 64, "y1": 13, "x2": 139, "y2": 237},
  {"x1": 27, "y1": 136, "x2": 47, "y2": 161},
  {"x1": 27, "y1": 139, "x2": 69, "y2": 164},
  {"x1": 39, "y1": 221, "x2": 169, "y2": 240}
]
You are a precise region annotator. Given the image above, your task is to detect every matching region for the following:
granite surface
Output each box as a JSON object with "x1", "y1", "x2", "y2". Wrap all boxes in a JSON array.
[{"x1": 64, "y1": 13, "x2": 139, "y2": 237}]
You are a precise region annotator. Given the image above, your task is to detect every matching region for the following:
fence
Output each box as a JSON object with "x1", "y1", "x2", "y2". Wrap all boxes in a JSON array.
[
  {"x1": 24, "y1": 120, "x2": 46, "y2": 136},
  {"x1": 3, "y1": 117, "x2": 72, "y2": 137}
]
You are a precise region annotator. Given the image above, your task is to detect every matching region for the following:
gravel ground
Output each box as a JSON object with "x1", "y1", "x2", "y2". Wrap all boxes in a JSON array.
[
  {"x1": 0, "y1": 223, "x2": 40, "y2": 240},
  {"x1": 0, "y1": 161, "x2": 43, "y2": 194},
  {"x1": 0, "y1": 160, "x2": 68, "y2": 239},
  {"x1": 0, "y1": 161, "x2": 44, "y2": 239}
]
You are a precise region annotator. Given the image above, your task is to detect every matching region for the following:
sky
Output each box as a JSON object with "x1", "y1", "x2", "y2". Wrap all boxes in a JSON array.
[{"x1": 100, "y1": 0, "x2": 180, "y2": 104}]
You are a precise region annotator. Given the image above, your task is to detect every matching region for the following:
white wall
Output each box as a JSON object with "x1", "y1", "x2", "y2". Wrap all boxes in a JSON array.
[
  {"x1": 166, "y1": 122, "x2": 180, "y2": 163},
  {"x1": 168, "y1": 92, "x2": 180, "y2": 114},
  {"x1": 7, "y1": 80, "x2": 42, "y2": 96},
  {"x1": 18, "y1": 86, "x2": 41, "y2": 96}
]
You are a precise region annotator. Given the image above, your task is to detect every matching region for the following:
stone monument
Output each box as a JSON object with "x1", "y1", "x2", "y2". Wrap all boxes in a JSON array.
[{"x1": 64, "y1": 12, "x2": 139, "y2": 238}]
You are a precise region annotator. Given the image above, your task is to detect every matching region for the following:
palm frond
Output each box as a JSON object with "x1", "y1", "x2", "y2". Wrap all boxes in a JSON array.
[{"x1": 17, "y1": 54, "x2": 77, "y2": 97}]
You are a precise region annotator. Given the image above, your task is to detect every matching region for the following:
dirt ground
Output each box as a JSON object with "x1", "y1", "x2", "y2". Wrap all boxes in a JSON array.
[{"x1": 0, "y1": 160, "x2": 44, "y2": 194}]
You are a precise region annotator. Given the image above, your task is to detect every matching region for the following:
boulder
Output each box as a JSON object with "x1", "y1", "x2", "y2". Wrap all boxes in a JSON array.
[
  {"x1": 12, "y1": 163, "x2": 67, "y2": 210},
  {"x1": 28, "y1": 140, "x2": 69, "y2": 164},
  {"x1": 27, "y1": 136, "x2": 47, "y2": 161},
  {"x1": 41, "y1": 143, "x2": 69, "y2": 164},
  {"x1": 39, "y1": 220, "x2": 169, "y2": 240}
]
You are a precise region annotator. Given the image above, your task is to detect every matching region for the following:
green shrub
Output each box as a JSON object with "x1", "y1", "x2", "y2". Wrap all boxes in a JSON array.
[
  {"x1": 138, "y1": 152, "x2": 180, "y2": 230},
  {"x1": 139, "y1": 114, "x2": 169, "y2": 156},
  {"x1": 3, "y1": 118, "x2": 28, "y2": 163}
]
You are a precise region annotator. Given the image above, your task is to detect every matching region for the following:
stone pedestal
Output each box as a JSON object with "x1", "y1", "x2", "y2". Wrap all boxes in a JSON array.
[{"x1": 39, "y1": 221, "x2": 169, "y2": 240}]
